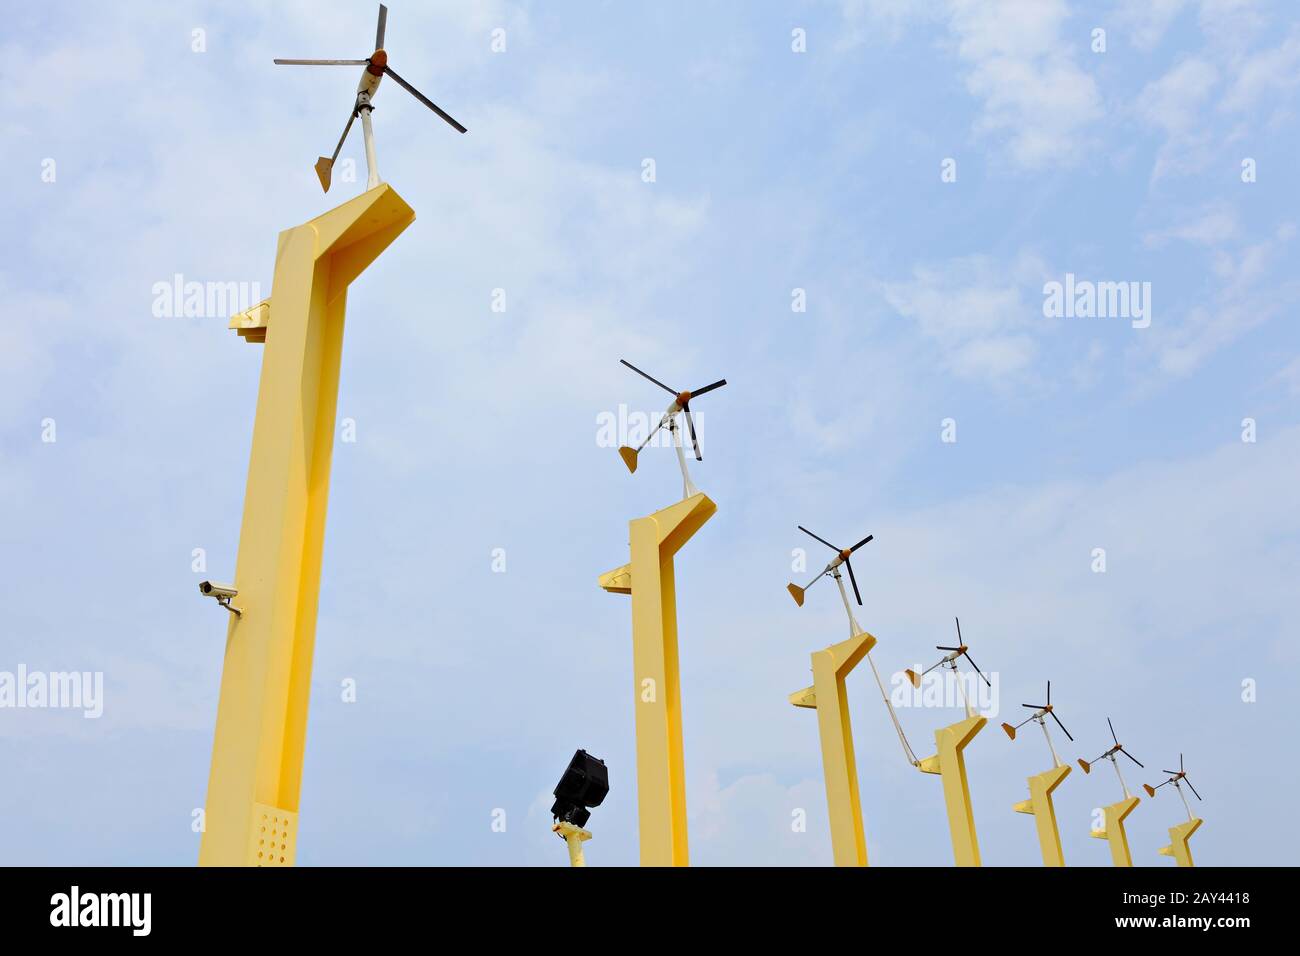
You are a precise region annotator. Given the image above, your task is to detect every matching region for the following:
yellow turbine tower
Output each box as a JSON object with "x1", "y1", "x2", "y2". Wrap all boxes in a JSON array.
[
  {"x1": 1001, "y1": 680, "x2": 1075, "y2": 866},
  {"x1": 1143, "y1": 753, "x2": 1204, "y2": 867},
  {"x1": 600, "y1": 359, "x2": 726, "y2": 866},
  {"x1": 785, "y1": 525, "x2": 919, "y2": 866},
  {"x1": 198, "y1": 184, "x2": 415, "y2": 866},
  {"x1": 1077, "y1": 717, "x2": 1145, "y2": 867},
  {"x1": 904, "y1": 618, "x2": 992, "y2": 867}
]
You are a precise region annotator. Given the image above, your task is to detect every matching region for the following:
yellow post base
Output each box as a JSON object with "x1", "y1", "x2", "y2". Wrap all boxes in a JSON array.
[
  {"x1": 199, "y1": 185, "x2": 415, "y2": 866},
  {"x1": 553, "y1": 822, "x2": 593, "y2": 867},
  {"x1": 1157, "y1": 818, "x2": 1202, "y2": 867},
  {"x1": 917, "y1": 715, "x2": 987, "y2": 866},
  {"x1": 1012, "y1": 764, "x2": 1071, "y2": 866},
  {"x1": 788, "y1": 629, "x2": 877, "y2": 867},
  {"x1": 599, "y1": 492, "x2": 716, "y2": 867},
  {"x1": 1089, "y1": 795, "x2": 1141, "y2": 867}
]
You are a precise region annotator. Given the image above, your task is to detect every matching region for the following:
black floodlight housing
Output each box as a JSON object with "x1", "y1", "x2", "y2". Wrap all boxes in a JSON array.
[{"x1": 550, "y1": 749, "x2": 609, "y2": 828}]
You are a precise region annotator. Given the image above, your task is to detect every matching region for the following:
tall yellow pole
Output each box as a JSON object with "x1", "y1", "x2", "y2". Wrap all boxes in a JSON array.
[
  {"x1": 198, "y1": 185, "x2": 415, "y2": 866},
  {"x1": 1090, "y1": 796, "x2": 1141, "y2": 867},
  {"x1": 917, "y1": 715, "x2": 986, "y2": 866},
  {"x1": 1012, "y1": 764, "x2": 1071, "y2": 866},
  {"x1": 788, "y1": 629, "x2": 876, "y2": 866},
  {"x1": 1157, "y1": 818, "x2": 1201, "y2": 867},
  {"x1": 599, "y1": 492, "x2": 716, "y2": 866}
]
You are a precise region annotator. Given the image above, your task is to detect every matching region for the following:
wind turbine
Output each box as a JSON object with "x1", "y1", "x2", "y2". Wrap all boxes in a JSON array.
[
  {"x1": 905, "y1": 617, "x2": 992, "y2": 719},
  {"x1": 1001, "y1": 679, "x2": 1074, "y2": 767},
  {"x1": 616, "y1": 359, "x2": 726, "y2": 499},
  {"x1": 785, "y1": 525, "x2": 873, "y2": 622},
  {"x1": 1078, "y1": 717, "x2": 1144, "y2": 799},
  {"x1": 274, "y1": 3, "x2": 467, "y2": 192},
  {"x1": 1144, "y1": 753, "x2": 1202, "y2": 820}
]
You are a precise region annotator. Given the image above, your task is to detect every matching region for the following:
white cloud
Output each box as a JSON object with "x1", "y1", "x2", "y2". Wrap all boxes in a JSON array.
[
  {"x1": 882, "y1": 253, "x2": 1046, "y2": 383},
  {"x1": 1219, "y1": 28, "x2": 1300, "y2": 113},
  {"x1": 944, "y1": 0, "x2": 1103, "y2": 169},
  {"x1": 1134, "y1": 56, "x2": 1220, "y2": 179},
  {"x1": 1145, "y1": 228, "x2": 1297, "y2": 376},
  {"x1": 1114, "y1": 0, "x2": 1192, "y2": 51},
  {"x1": 1142, "y1": 202, "x2": 1239, "y2": 248}
]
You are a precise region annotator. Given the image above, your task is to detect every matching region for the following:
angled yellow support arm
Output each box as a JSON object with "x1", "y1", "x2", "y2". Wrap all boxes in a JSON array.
[
  {"x1": 1157, "y1": 817, "x2": 1202, "y2": 867},
  {"x1": 1012, "y1": 764, "x2": 1072, "y2": 866},
  {"x1": 1090, "y1": 796, "x2": 1141, "y2": 867},
  {"x1": 789, "y1": 629, "x2": 877, "y2": 866},
  {"x1": 199, "y1": 185, "x2": 415, "y2": 867},
  {"x1": 599, "y1": 492, "x2": 716, "y2": 867},
  {"x1": 917, "y1": 715, "x2": 986, "y2": 866}
]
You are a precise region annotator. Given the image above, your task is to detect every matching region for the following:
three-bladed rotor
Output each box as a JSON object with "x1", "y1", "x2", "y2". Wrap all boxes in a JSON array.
[
  {"x1": 616, "y1": 359, "x2": 727, "y2": 475},
  {"x1": 273, "y1": 4, "x2": 467, "y2": 192},
  {"x1": 785, "y1": 526, "x2": 873, "y2": 608}
]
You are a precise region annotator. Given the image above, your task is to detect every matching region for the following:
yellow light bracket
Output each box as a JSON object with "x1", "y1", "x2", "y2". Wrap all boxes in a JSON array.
[
  {"x1": 1089, "y1": 795, "x2": 1141, "y2": 867},
  {"x1": 199, "y1": 184, "x2": 415, "y2": 867},
  {"x1": 1012, "y1": 764, "x2": 1071, "y2": 866},
  {"x1": 1156, "y1": 817, "x2": 1202, "y2": 867},
  {"x1": 916, "y1": 715, "x2": 987, "y2": 866},
  {"x1": 553, "y1": 821, "x2": 593, "y2": 867},
  {"x1": 599, "y1": 492, "x2": 716, "y2": 866},
  {"x1": 788, "y1": 629, "x2": 877, "y2": 866}
]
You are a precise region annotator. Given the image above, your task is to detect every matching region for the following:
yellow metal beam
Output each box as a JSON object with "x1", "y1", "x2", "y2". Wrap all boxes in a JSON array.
[
  {"x1": 917, "y1": 715, "x2": 987, "y2": 866},
  {"x1": 199, "y1": 185, "x2": 415, "y2": 867},
  {"x1": 600, "y1": 492, "x2": 716, "y2": 866},
  {"x1": 1012, "y1": 764, "x2": 1071, "y2": 866},
  {"x1": 1089, "y1": 795, "x2": 1141, "y2": 867},
  {"x1": 788, "y1": 629, "x2": 877, "y2": 866},
  {"x1": 553, "y1": 822, "x2": 593, "y2": 867},
  {"x1": 1157, "y1": 817, "x2": 1202, "y2": 867}
]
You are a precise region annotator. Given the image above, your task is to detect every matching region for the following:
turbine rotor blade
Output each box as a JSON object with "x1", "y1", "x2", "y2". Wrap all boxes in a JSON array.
[
  {"x1": 1120, "y1": 747, "x2": 1144, "y2": 768},
  {"x1": 845, "y1": 557, "x2": 862, "y2": 606},
  {"x1": 619, "y1": 359, "x2": 677, "y2": 397},
  {"x1": 384, "y1": 65, "x2": 468, "y2": 133},
  {"x1": 690, "y1": 379, "x2": 727, "y2": 398},
  {"x1": 1108, "y1": 717, "x2": 1118, "y2": 745},
  {"x1": 375, "y1": 3, "x2": 388, "y2": 48},
  {"x1": 797, "y1": 526, "x2": 840, "y2": 553},
  {"x1": 1050, "y1": 710, "x2": 1073, "y2": 741},
  {"x1": 850, "y1": 534, "x2": 874, "y2": 552},
  {"x1": 1184, "y1": 776, "x2": 1202, "y2": 800},
  {"x1": 273, "y1": 58, "x2": 369, "y2": 65},
  {"x1": 684, "y1": 406, "x2": 702, "y2": 461},
  {"x1": 961, "y1": 652, "x2": 991, "y2": 687}
]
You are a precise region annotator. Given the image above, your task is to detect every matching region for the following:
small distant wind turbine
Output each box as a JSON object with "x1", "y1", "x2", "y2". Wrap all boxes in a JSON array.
[
  {"x1": 1001, "y1": 680, "x2": 1074, "y2": 767},
  {"x1": 1078, "y1": 717, "x2": 1145, "y2": 799},
  {"x1": 274, "y1": 3, "x2": 467, "y2": 192},
  {"x1": 904, "y1": 618, "x2": 992, "y2": 718},
  {"x1": 1143, "y1": 753, "x2": 1203, "y2": 821}
]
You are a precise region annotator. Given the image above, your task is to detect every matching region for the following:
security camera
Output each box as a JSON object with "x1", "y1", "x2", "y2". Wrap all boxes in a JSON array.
[{"x1": 199, "y1": 581, "x2": 241, "y2": 616}]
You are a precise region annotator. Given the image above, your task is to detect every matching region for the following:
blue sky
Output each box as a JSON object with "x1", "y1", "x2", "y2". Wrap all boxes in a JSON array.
[{"x1": 1, "y1": 0, "x2": 1297, "y2": 866}]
